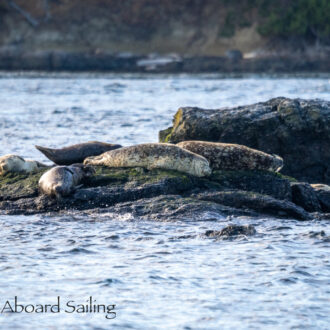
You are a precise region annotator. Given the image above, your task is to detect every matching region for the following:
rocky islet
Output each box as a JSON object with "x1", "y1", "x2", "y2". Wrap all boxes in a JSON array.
[{"x1": 0, "y1": 97, "x2": 329, "y2": 221}]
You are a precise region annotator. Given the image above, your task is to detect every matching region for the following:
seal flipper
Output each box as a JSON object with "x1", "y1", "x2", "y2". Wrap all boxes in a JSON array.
[
  {"x1": 35, "y1": 145, "x2": 59, "y2": 164},
  {"x1": 74, "y1": 184, "x2": 84, "y2": 191},
  {"x1": 35, "y1": 161, "x2": 48, "y2": 168}
]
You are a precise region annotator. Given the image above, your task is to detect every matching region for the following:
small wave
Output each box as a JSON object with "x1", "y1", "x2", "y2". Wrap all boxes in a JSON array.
[
  {"x1": 93, "y1": 278, "x2": 123, "y2": 287},
  {"x1": 65, "y1": 247, "x2": 96, "y2": 254}
]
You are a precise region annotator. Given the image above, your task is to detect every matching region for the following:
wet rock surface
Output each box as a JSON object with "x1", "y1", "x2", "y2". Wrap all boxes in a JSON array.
[
  {"x1": 0, "y1": 169, "x2": 48, "y2": 201},
  {"x1": 204, "y1": 224, "x2": 257, "y2": 239},
  {"x1": 210, "y1": 170, "x2": 292, "y2": 201},
  {"x1": 311, "y1": 184, "x2": 330, "y2": 212},
  {"x1": 92, "y1": 195, "x2": 256, "y2": 222},
  {"x1": 291, "y1": 182, "x2": 321, "y2": 212},
  {"x1": 159, "y1": 97, "x2": 330, "y2": 184},
  {"x1": 195, "y1": 190, "x2": 311, "y2": 220},
  {"x1": 0, "y1": 165, "x2": 328, "y2": 220}
]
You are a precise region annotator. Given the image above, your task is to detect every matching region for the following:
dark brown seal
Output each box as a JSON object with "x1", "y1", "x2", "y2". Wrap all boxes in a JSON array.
[{"x1": 35, "y1": 141, "x2": 122, "y2": 165}]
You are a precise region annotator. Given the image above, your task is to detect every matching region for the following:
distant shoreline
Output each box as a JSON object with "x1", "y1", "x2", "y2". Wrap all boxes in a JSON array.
[
  {"x1": 1, "y1": 52, "x2": 329, "y2": 73},
  {"x1": 1, "y1": 72, "x2": 330, "y2": 81}
]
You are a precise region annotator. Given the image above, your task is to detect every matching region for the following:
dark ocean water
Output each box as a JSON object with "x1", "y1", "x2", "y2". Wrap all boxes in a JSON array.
[{"x1": 0, "y1": 73, "x2": 329, "y2": 329}]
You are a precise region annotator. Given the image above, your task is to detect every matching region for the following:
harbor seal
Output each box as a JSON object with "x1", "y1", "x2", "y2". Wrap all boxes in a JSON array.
[
  {"x1": 176, "y1": 141, "x2": 283, "y2": 172},
  {"x1": 0, "y1": 154, "x2": 47, "y2": 175},
  {"x1": 35, "y1": 141, "x2": 122, "y2": 165},
  {"x1": 38, "y1": 164, "x2": 95, "y2": 199},
  {"x1": 84, "y1": 143, "x2": 211, "y2": 177}
]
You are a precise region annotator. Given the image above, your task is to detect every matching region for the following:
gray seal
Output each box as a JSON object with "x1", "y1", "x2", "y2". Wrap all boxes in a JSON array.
[
  {"x1": 0, "y1": 154, "x2": 47, "y2": 175},
  {"x1": 177, "y1": 141, "x2": 283, "y2": 172},
  {"x1": 35, "y1": 141, "x2": 122, "y2": 165},
  {"x1": 38, "y1": 164, "x2": 94, "y2": 199},
  {"x1": 84, "y1": 143, "x2": 211, "y2": 177}
]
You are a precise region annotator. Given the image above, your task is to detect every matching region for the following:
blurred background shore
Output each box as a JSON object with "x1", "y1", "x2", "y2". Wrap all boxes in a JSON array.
[{"x1": 0, "y1": 0, "x2": 329, "y2": 72}]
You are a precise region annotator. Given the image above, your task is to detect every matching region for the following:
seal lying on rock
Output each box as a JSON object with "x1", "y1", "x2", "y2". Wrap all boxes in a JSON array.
[
  {"x1": 35, "y1": 141, "x2": 122, "y2": 165},
  {"x1": 0, "y1": 154, "x2": 47, "y2": 175},
  {"x1": 176, "y1": 141, "x2": 283, "y2": 172},
  {"x1": 84, "y1": 143, "x2": 212, "y2": 177},
  {"x1": 38, "y1": 164, "x2": 95, "y2": 199}
]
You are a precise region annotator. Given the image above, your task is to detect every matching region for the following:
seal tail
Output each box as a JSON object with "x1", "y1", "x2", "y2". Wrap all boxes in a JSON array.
[{"x1": 35, "y1": 145, "x2": 58, "y2": 163}]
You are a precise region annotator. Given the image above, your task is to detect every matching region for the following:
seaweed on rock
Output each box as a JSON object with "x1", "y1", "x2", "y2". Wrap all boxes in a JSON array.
[{"x1": 0, "y1": 165, "x2": 327, "y2": 220}]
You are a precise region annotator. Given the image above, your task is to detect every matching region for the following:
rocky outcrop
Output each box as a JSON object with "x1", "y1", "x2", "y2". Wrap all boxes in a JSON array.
[
  {"x1": 204, "y1": 225, "x2": 257, "y2": 239},
  {"x1": 159, "y1": 98, "x2": 330, "y2": 184},
  {"x1": 311, "y1": 184, "x2": 330, "y2": 212},
  {"x1": 195, "y1": 191, "x2": 310, "y2": 220},
  {"x1": 0, "y1": 169, "x2": 47, "y2": 201},
  {"x1": 209, "y1": 170, "x2": 292, "y2": 200},
  {"x1": 0, "y1": 165, "x2": 328, "y2": 220},
  {"x1": 291, "y1": 182, "x2": 321, "y2": 212},
  {"x1": 92, "y1": 195, "x2": 257, "y2": 222}
]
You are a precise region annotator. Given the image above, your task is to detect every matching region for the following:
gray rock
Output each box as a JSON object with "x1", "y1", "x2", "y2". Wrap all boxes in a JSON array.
[
  {"x1": 204, "y1": 224, "x2": 256, "y2": 239},
  {"x1": 0, "y1": 170, "x2": 47, "y2": 201},
  {"x1": 313, "y1": 213, "x2": 330, "y2": 220},
  {"x1": 211, "y1": 170, "x2": 292, "y2": 201},
  {"x1": 291, "y1": 182, "x2": 321, "y2": 212},
  {"x1": 159, "y1": 98, "x2": 330, "y2": 184},
  {"x1": 0, "y1": 171, "x2": 194, "y2": 215},
  {"x1": 300, "y1": 230, "x2": 330, "y2": 242},
  {"x1": 98, "y1": 195, "x2": 256, "y2": 222},
  {"x1": 195, "y1": 190, "x2": 311, "y2": 220},
  {"x1": 225, "y1": 49, "x2": 243, "y2": 61},
  {"x1": 0, "y1": 166, "x2": 318, "y2": 220},
  {"x1": 311, "y1": 184, "x2": 330, "y2": 212}
]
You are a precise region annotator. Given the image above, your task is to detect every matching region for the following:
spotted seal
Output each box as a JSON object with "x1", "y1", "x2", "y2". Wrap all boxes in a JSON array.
[
  {"x1": 176, "y1": 141, "x2": 283, "y2": 172},
  {"x1": 35, "y1": 141, "x2": 122, "y2": 165},
  {"x1": 0, "y1": 154, "x2": 47, "y2": 175},
  {"x1": 84, "y1": 143, "x2": 211, "y2": 177},
  {"x1": 38, "y1": 164, "x2": 95, "y2": 199}
]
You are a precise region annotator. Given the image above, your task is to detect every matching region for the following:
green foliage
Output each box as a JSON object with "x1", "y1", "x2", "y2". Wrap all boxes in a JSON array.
[
  {"x1": 258, "y1": 0, "x2": 330, "y2": 42},
  {"x1": 216, "y1": 0, "x2": 330, "y2": 42},
  {"x1": 220, "y1": 11, "x2": 236, "y2": 37},
  {"x1": 87, "y1": 166, "x2": 192, "y2": 187}
]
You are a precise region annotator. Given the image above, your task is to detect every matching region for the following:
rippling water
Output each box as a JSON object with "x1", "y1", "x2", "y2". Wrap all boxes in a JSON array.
[{"x1": 0, "y1": 73, "x2": 329, "y2": 329}]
